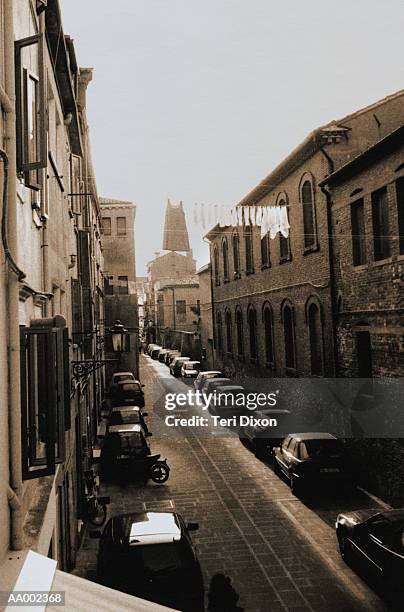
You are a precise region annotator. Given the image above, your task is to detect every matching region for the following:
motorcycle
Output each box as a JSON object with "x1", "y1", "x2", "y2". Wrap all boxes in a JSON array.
[{"x1": 102, "y1": 451, "x2": 170, "y2": 484}]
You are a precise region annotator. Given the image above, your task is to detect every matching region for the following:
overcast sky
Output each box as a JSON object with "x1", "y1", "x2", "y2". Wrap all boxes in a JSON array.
[{"x1": 61, "y1": 0, "x2": 404, "y2": 275}]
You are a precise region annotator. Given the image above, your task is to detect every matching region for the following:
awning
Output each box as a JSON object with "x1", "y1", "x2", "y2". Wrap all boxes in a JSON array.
[{"x1": 3, "y1": 550, "x2": 175, "y2": 612}]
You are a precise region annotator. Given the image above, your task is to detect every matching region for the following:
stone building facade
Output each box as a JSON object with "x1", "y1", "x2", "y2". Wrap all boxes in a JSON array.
[
  {"x1": 196, "y1": 263, "x2": 215, "y2": 369},
  {"x1": 100, "y1": 198, "x2": 139, "y2": 379},
  {"x1": 321, "y1": 125, "x2": 404, "y2": 378},
  {"x1": 0, "y1": 0, "x2": 105, "y2": 581},
  {"x1": 207, "y1": 90, "x2": 404, "y2": 379}
]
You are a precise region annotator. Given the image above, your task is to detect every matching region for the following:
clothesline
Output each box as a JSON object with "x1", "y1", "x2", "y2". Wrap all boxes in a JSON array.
[{"x1": 192, "y1": 203, "x2": 290, "y2": 239}]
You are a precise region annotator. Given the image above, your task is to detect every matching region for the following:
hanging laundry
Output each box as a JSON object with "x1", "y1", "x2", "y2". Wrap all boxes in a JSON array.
[{"x1": 279, "y1": 205, "x2": 290, "y2": 238}]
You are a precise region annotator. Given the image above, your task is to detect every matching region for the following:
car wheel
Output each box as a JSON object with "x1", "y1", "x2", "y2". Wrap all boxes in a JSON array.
[{"x1": 337, "y1": 531, "x2": 352, "y2": 564}]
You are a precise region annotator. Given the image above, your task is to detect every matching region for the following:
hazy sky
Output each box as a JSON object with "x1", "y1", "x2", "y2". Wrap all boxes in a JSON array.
[{"x1": 61, "y1": 0, "x2": 404, "y2": 275}]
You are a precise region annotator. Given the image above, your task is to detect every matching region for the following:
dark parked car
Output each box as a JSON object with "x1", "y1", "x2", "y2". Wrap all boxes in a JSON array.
[
  {"x1": 239, "y1": 408, "x2": 292, "y2": 457},
  {"x1": 110, "y1": 380, "x2": 145, "y2": 408},
  {"x1": 101, "y1": 424, "x2": 151, "y2": 477},
  {"x1": 108, "y1": 406, "x2": 149, "y2": 435},
  {"x1": 158, "y1": 348, "x2": 170, "y2": 362},
  {"x1": 96, "y1": 511, "x2": 204, "y2": 611},
  {"x1": 150, "y1": 346, "x2": 162, "y2": 359},
  {"x1": 181, "y1": 361, "x2": 201, "y2": 378},
  {"x1": 199, "y1": 377, "x2": 232, "y2": 395},
  {"x1": 170, "y1": 356, "x2": 190, "y2": 377},
  {"x1": 108, "y1": 371, "x2": 136, "y2": 396},
  {"x1": 336, "y1": 508, "x2": 404, "y2": 595},
  {"x1": 194, "y1": 370, "x2": 222, "y2": 391},
  {"x1": 165, "y1": 350, "x2": 181, "y2": 366},
  {"x1": 206, "y1": 385, "x2": 246, "y2": 416},
  {"x1": 273, "y1": 433, "x2": 353, "y2": 496}
]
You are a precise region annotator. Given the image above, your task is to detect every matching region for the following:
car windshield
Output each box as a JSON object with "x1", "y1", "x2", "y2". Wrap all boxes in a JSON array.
[
  {"x1": 110, "y1": 412, "x2": 139, "y2": 425},
  {"x1": 120, "y1": 383, "x2": 141, "y2": 392},
  {"x1": 118, "y1": 433, "x2": 146, "y2": 454},
  {"x1": 303, "y1": 439, "x2": 343, "y2": 458},
  {"x1": 184, "y1": 363, "x2": 200, "y2": 370},
  {"x1": 114, "y1": 374, "x2": 133, "y2": 383}
]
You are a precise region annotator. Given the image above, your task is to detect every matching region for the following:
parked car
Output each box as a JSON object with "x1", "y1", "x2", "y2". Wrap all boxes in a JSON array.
[
  {"x1": 273, "y1": 433, "x2": 353, "y2": 496},
  {"x1": 147, "y1": 343, "x2": 159, "y2": 355},
  {"x1": 206, "y1": 385, "x2": 246, "y2": 416},
  {"x1": 336, "y1": 508, "x2": 404, "y2": 595},
  {"x1": 96, "y1": 511, "x2": 204, "y2": 611},
  {"x1": 110, "y1": 380, "x2": 145, "y2": 408},
  {"x1": 170, "y1": 356, "x2": 190, "y2": 377},
  {"x1": 150, "y1": 346, "x2": 162, "y2": 359},
  {"x1": 108, "y1": 406, "x2": 149, "y2": 435},
  {"x1": 181, "y1": 361, "x2": 201, "y2": 378},
  {"x1": 239, "y1": 408, "x2": 292, "y2": 457},
  {"x1": 108, "y1": 371, "x2": 136, "y2": 396},
  {"x1": 194, "y1": 371, "x2": 222, "y2": 391},
  {"x1": 101, "y1": 424, "x2": 151, "y2": 476},
  {"x1": 200, "y1": 377, "x2": 232, "y2": 395},
  {"x1": 165, "y1": 350, "x2": 181, "y2": 366},
  {"x1": 158, "y1": 348, "x2": 170, "y2": 362}
]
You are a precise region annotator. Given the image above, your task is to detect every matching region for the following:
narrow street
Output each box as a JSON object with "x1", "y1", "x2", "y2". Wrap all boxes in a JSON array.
[{"x1": 75, "y1": 355, "x2": 388, "y2": 612}]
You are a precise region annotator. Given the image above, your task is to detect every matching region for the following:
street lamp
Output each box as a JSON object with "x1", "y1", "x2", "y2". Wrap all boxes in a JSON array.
[{"x1": 110, "y1": 320, "x2": 129, "y2": 352}]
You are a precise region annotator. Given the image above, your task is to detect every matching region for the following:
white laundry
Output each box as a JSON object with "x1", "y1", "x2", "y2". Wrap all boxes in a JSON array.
[{"x1": 279, "y1": 205, "x2": 290, "y2": 238}]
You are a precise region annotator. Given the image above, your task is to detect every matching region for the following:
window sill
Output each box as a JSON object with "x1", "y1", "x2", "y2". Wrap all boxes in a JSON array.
[
  {"x1": 261, "y1": 264, "x2": 271, "y2": 271},
  {"x1": 303, "y1": 244, "x2": 319, "y2": 256},
  {"x1": 233, "y1": 272, "x2": 241, "y2": 280},
  {"x1": 223, "y1": 278, "x2": 230, "y2": 284},
  {"x1": 246, "y1": 269, "x2": 255, "y2": 276},
  {"x1": 285, "y1": 367, "x2": 298, "y2": 377},
  {"x1": 214, "y1": 281, "x2": 221, "y2": 287},
  {"x1": 279, "y1": 256, "x2": 292, "y2": 264},
  {"x1": 352, "y1": 263, "x2": 368, "y2": 271},
  {"x1": 372, "y1": 255, "x2": 394, "y2": 267}
]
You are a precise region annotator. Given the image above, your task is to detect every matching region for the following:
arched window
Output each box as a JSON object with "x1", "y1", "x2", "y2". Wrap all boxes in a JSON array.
[
  {"x1": 308, "y1": 302, "x2": 323, "y2": 375},
  {"x1": 236, "y1": 308, "x2": 244, "y2": 357},
  {"x1": 222, "y1": 239, "x2": 229, "y2": 282},
  {"x1": 278, "y1": 197, "x2": 291, "y2": 262},
  {"x1": 232, "y1": 232, "x2": 240, "y2": 278},
  {"x1": 283, "y1": 303, "x2": 296, "y2": 370},
  {"x1": 213, "y1": 245, "x2": 220, "y2": 286},
  {"x1": 217, "y1": 312, "x2": 223, "y2": 354},
  {"x1": 225, "y1": 310, "x2": 232, "y2": 354},
  {"x1": 248, "y1": 306, "x2": 258, "y2": 360},
  {"x1": 263, "y1": 305, "x2": 274, "y2": 366},
  {"x1": 261, "y1": 233, "x2": 270, "y2": 269},
  {"x1": 245, "y1": 226, "x2": 254, "y2": 274},
  {"x1": 302, "y1": 180, "x2": 316, "y2": 249}
]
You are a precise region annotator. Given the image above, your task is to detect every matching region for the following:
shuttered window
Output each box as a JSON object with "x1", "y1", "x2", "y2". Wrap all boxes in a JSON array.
[{"x1": 20, "y1": 319, "x2": 68, "y2": 479}]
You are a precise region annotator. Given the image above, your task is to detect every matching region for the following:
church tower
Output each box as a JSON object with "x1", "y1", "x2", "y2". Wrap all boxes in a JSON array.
[{"x1": 162, "y1": 199, "x2": 190, "y2": 252}]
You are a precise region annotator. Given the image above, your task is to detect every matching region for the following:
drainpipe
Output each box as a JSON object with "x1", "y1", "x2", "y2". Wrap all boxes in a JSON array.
[
  {"x1": 4, "y1": 0, "x2": 24, "y2": 550},
  {"x1": 320, "y1": 147, "x2": 339, "y2": 377}
]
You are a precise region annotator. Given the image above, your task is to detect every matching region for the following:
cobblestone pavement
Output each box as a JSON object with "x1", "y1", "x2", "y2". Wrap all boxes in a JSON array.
[{"x1": 74, "y1": 356, "x2": 389, "y2": 612}]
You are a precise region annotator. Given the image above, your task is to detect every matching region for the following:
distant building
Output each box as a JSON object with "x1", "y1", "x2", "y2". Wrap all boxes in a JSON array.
[
  {"x1": 100, "y1": 198, "x2": 139, "y2": 379},
  {"x1": 145, "y1": 199, "x2": 197, "y2": 345}
]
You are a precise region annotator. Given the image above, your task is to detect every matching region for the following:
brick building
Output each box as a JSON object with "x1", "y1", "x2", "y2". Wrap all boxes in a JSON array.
[
  {"x1": 321, "y1": 125, "x2": 404, "y2": 378},
  {"x1": 196, "y1": 263, "x2": 215, "y2": 369},
  {"x1": 207, "y1": 90, "x2": 404, "y2": 379},
  {"x1": 100, "y1": 198, "x2": 139, "y2": 379}
]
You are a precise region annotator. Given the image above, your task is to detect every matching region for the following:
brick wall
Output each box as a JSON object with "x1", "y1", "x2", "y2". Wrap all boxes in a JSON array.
[{"x1": 330, "y1": 146, "x2": 404, "y2": 377}]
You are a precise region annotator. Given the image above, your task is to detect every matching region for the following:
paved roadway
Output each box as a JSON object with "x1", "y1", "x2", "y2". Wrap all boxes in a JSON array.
[{"x1": 75, "y1": 355, "x2": 390, "y2": 612}]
